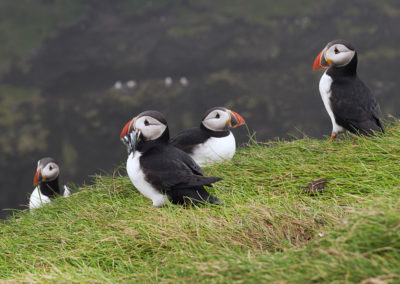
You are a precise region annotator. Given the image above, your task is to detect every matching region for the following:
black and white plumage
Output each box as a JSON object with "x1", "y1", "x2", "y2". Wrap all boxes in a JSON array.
[
  {"x1": 313, "y1": 39, "x2": 384, "y2": 141},
  {"x1": 170, "y1": 107, "x2": 245, "y2": 166},
  {"x1": 120, "y1": 110, "x2": 222, "y2": 207},
  {"x1": 30, "y1": 157, "x2": 70, "y2": 211}
]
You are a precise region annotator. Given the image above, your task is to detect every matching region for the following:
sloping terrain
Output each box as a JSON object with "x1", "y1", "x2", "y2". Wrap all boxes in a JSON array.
[{"x1": 0, "y1": 124, "x2": 399, "y2": 282}]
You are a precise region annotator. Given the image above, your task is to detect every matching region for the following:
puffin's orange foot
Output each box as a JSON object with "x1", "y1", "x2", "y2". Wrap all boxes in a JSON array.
[{"x1": 329, "y1": 133, "x2": 337, "y2": 142}]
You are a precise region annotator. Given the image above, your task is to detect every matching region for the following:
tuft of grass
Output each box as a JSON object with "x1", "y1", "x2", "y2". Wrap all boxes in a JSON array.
[{"x1": 0, "y1": 123, "x2": 400, "y2": 282}]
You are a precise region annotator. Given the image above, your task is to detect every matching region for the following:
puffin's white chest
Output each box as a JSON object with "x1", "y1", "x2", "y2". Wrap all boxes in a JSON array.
[
  {"x1": 29, "y1": 187, "x2": 51, "y2": 210},
  {"x1": 29, "y1": 185, "x2": 70, "y2": 212},
  {"x1": 319, "y1": 72, "x2": 345, "y2": 134},
  {"x1": 126, "y1": 152, "x2": 167, "y2": 207},
  {"x1": 191, "y1": 132, "x2": 236, "y2": 167}
]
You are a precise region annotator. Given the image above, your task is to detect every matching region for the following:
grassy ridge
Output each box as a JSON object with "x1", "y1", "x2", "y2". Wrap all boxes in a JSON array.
[{"x1": 0, "y1": 124, "x2": 399, "y2": 283}]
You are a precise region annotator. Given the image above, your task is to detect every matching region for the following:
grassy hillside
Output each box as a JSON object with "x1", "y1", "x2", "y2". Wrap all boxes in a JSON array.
[{"x1": 1, "y1": 123, "x2": 399, "y2": 283}]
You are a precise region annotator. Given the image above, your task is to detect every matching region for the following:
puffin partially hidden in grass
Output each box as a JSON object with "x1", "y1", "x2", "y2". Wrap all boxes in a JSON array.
[
  {"x1": 313, "y1": 39, "x2": 384, "y2": 141},
  {"x1": 30, "y1": 157, "x2": 71, "y2": 211},
  {"x1": 170, "y1": 107, "x2": 245, "y2": 166},
  {"x1": 120, "y1": 110, "x2": 222, "y2": 207}
]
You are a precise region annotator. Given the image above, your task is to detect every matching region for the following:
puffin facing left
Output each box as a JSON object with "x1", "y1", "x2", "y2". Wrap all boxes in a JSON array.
[
  {"x1": 120, "y1": 110, "x2": 222, "y2": 207},
  {"x1": 30, "y1": 157, "x2": 71, "y2": 211},
  {"x1": 313, "y1": 39, "x2": 384, "y2": 141}
]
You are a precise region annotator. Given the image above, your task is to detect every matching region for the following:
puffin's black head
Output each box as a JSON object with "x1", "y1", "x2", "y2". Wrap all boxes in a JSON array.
[
  {"x1": 201, "y1": 107, "x2": 246, "y2": 131},
  {"x1": 33, "y1": 157, "x2": 60, "y2": 186},
  {"x1": 313, "y1": 39, "x2": 356, "y2": 70},
  {"x1": 120, "y1": 110, "x2": 169, "y2": 152}
]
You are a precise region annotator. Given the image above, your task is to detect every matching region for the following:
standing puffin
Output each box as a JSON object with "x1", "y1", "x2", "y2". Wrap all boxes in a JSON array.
[
  {"x1": 120, "y1": 110, "x2": 222, "y2": 207},
  {"x1": 313, "y1": 39, "x2": 384, "y2": 141},
  {"x1": 170, "y1": 107, "x2": 245, "y2": 166},
  {"x1": 30, "y1": 157, "x2": 71, "y2": 210}
]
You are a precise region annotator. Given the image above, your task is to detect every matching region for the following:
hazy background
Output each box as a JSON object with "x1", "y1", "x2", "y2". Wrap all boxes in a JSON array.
[{"x1": 1, "y1": 0, "x2": 399, "y2": 218}]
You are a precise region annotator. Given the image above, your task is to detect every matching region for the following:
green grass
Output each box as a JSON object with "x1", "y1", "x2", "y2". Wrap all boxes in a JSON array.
[{"x1": 1, "y1": 123, "x2": 400, "y2": 283}]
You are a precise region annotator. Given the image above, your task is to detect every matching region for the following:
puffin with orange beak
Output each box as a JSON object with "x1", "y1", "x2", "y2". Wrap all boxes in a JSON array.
[
  {"x1": 120, "y1": 110, "x2": 222, "y2": 207},
  {"x1": 171, "y1": 107, "x2": 246, "y2": 166},
  {"x1": 30, "y1": 157, "x2": 71, "y2": 211},
  {"x1": 313, "y1": 39, "x2": 384, "y2": 141}
]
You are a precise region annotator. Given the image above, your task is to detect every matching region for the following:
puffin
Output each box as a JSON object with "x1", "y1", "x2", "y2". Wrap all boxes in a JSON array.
[
  {"x1": 170, "y1": 107, "x2": 246, "y2": 166},
  {"x1": 120, "y1": 110, "x2": 222, "y2": 207},
  {"x1": 313, "y1": 39, "x2": 384, "y2": 141},
  {"x1": 30, "y1": 157, "x2": 71, "y2": 211}
]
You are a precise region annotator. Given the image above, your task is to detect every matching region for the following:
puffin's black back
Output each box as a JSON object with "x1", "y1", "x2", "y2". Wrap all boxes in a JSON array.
[
  {"x1": 327, "y1": 54, "x2": 384, "y2": 135},
  {"x1": 170, "y1": 127, "x2": 211, "y2": 154},
  {"x1": 171, "y1": 124, "x2": 230, "y2": 154},
  {"x1": 141, "y1": 144, "x2": 221, "y2": 188},
  {"x1": 139, "y1": 143, "x2": 222, "y2": 204}
]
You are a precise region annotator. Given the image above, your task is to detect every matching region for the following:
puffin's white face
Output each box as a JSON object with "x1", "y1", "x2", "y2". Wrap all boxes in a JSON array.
[
  {"x1": 34, "y1": 158, "x2": 60, "y2": 186},
  {"x1": 324, "y1": 43, "x2": 355, "y2": 67},
  {"x1": 314, "y1": 40, "x2": 356, "y2": 70},
  {"x1": 202, "y1": 109, "x2": 231, "y2": 131},
  {"x1": 135, "y1": 115, "x2": 167, "y2": 140},
  {"x1": 40, "y1": 162, "x2": 59, "y2": 181}
]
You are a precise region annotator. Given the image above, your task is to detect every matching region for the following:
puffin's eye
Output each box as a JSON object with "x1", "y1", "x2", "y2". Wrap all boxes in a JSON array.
[
  {"x1": 144, "y1": 120, "x2": 149, "y2": 126},
  {"x1": 49, "y1": 166, "x2": 53, "y2": 170},
  {"x1": 334, "y1": 47, "x2": 340, "y2": 54},
  {"x1": 215, "y1": 113, "x2": 220, "y2": 119}
]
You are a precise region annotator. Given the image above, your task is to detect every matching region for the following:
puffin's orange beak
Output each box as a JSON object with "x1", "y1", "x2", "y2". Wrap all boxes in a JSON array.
[
  {"x1": 313, "y1": 49, "x2": 330, "y2": 70},
  {"x1": 33, "y1": 169, "x2": 41, "y2": 186},
  {"x1": 120, "y1": 119, "x2": 133, "y2": 139},
  {"x1": 313, "y1": 51, "x2": 324, "y2": 70},
  {"x1": 230, "y1": 110, "x2": 246, "y2": 128}
]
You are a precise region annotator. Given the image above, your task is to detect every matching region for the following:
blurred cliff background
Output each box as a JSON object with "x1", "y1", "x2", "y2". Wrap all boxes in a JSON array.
[{"x1": 1, "y1": 0, "x2": 399, "y2": 218}]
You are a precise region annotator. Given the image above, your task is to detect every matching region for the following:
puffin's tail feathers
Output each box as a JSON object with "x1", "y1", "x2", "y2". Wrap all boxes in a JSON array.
[{"x1": 168, "y1": 186, "x2": 222, "y2": 206}]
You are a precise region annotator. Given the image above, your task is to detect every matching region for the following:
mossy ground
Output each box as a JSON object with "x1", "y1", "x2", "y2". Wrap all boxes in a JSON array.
[{"x1": 0, "y1": 123, "x2": 399, "y2": 283}]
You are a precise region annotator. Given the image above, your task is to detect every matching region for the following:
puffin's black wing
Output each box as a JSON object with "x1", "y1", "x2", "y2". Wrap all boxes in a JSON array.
[
  {"x1": 170, "y1": 127, "x2": 210, "y2": 154},
  {"x1": 140, "y1": 145, "x2": 222, "y2": 191},
  {"x1": 330, "y1": 76, "x2": 384, "y2": 135}
]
